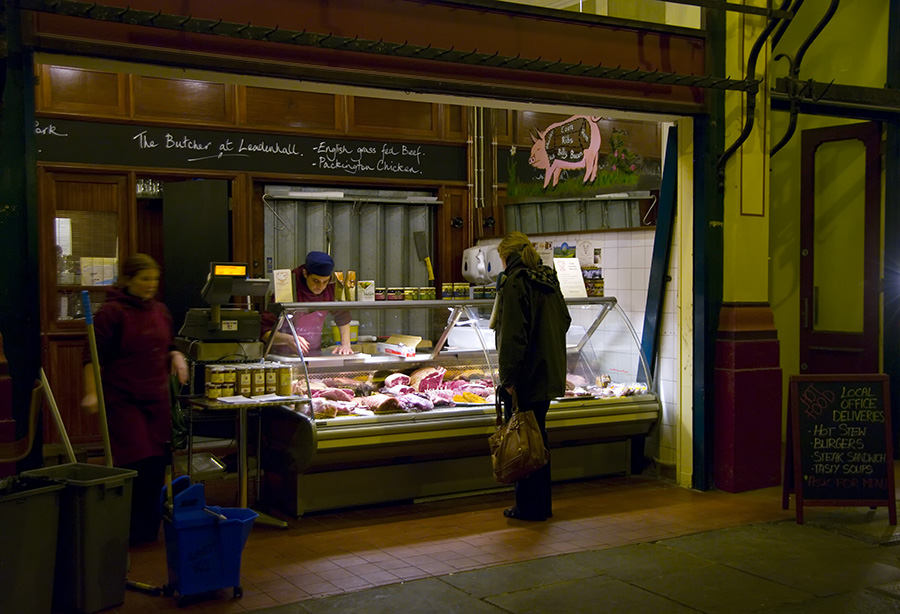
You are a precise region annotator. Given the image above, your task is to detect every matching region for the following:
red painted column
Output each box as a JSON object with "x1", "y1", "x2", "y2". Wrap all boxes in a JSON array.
[{"x1": 714, "y1": 303, "x2": 783, "y2": 492}]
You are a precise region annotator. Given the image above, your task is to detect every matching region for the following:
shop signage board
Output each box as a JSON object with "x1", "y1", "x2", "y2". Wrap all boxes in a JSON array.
[
  {"x1": 35, "y1": 119, "x2": 467, "y2": 182},
  {"x1": 782, "y1": 374, "x2": 895, "y2": 525}
]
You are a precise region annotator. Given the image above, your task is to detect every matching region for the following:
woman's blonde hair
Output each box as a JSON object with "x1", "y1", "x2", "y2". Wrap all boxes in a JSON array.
[
  {"x1": 117, "y1": 253, "x2": 160, "y2": 288},
  {"x1": 498, "y1": 231, "x2": 542, "y2": 270}
]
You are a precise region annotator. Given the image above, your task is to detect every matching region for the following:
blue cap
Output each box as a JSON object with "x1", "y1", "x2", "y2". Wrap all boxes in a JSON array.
[{"x1": 305, "y1": 251, "x2": 335, "y2": 276}]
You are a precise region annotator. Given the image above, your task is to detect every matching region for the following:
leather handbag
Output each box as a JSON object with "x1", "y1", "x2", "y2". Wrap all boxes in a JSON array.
[{"x1": 488, "y1": 387, "x2": 549, "y2": 484}]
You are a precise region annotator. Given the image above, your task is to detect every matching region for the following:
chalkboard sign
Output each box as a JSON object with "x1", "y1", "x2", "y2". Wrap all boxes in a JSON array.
[
  {"x1": 783, "y1": 374, "x2": 896, "y2": 525},
  {"x1": 35, "y1": 119, "x2": 467, "y2": 182}
]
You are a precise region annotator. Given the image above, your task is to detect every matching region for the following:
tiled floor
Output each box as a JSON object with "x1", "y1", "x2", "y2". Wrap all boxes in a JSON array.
[{"x1": 120, "y1": 474, "x2": 795, "y2": 613}]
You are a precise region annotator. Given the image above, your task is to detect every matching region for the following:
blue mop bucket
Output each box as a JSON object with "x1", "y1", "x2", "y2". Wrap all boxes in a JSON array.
[{"x1": 160, "y1": 476, "x2": 257, "y2": 602}]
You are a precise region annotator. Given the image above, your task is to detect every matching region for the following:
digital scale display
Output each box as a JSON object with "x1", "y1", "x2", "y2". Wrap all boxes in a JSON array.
[{"x1": 212, "y1": 263, "x2": 248, "y2": 277}]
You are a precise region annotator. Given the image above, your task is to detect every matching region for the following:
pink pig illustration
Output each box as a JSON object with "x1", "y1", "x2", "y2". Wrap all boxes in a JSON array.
[{"x1": 529, "y1": 115, "x2": 602, "y2": 188}]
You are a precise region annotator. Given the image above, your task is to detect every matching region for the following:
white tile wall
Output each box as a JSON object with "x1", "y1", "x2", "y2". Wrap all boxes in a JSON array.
[{"x1": 481, "y1": 228, "x2": 681, "y2": 468}]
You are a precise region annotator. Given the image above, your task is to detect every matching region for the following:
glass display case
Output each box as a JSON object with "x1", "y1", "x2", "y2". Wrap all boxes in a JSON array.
[{"x1": 259, "y1": 297, "x2": 660, "y2": 517}]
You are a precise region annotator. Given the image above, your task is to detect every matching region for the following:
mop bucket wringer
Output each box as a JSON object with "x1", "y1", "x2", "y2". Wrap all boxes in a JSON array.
[{"x1": 160, "y1": 476, "x2": 257, "y2": 605}]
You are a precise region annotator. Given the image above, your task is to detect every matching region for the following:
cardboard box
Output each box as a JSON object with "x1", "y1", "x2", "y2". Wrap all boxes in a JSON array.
[
  {"x1": 357, "y1": 280, "x2": 375, "y2": 301},
  {"x1": 377, "y1": 334, "x2": 422, "y2": 358}
]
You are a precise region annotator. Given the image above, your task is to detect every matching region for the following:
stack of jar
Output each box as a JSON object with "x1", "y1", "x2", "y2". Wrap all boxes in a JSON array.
[
  {"x1": 377, "y1": 286, "x2": 437, "y2": 301},
  {"x1": 441, "y1": 282, "x2": 472, "y2": 300},
  {"x1": 205, "y1": 362, "x2": 293, "y2": 399}
]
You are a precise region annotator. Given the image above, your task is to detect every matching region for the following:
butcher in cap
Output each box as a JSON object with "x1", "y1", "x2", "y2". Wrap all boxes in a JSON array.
[{"x1": 261, "y1": 251, "x2": 354, "y2": 355}]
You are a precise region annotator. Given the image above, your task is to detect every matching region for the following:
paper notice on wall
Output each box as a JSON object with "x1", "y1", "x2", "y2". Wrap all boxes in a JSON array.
[
  {"x1": 273, "y1": 269, "x2": 294, "y2": 303},
  {"x1": 532, "y1": 241, "x2": 554, "y2": 267},
  {"x1": 553, "y1": 258, "x2": 588, "y2": 298},
  {"x1": 576, "y1": 240, "x2": 594, "y2": 267}
]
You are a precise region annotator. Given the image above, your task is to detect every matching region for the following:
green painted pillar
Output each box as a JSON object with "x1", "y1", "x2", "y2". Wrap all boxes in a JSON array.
[{"x1": 0, "y1": 6, "x2": 41, "y2": 469}]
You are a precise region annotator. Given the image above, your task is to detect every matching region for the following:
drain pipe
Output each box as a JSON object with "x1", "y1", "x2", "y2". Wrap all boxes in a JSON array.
[
  {"x1": 770, "y1": 0, "x2": 840, "y2": 156},
  {"x1": 716, "y1": 0, "x2": 793, "y2": 187}
]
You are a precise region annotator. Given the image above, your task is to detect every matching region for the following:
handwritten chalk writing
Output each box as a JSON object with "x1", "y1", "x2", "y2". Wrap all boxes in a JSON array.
[
  {"x1": 799, "y1": 383, "x2": 834, "y2": 418},
  {"x1": 318, "y1": 157, "x2": 375, "y2": 174},
  {"x1": 847, "y1": 452, "x2": 885, "y2": 463},
  {"x1": 401, "y1": 145, "x2": 423, "y2": 163},
  {"x1": 314, "y1": 142, "x2": 354, "y2": 156},
  {"x1": 805, "y1": 475, "x2": 831, "y2": 487},
  {"x1": 812, "y1": 451, "x2": 843, "y2": 462},
  {"x1": 237, "y1": 138, "x2": 300, "y2": 156},
  {"x1": 812, "y1": 463, "x2": 841, "y2": 474},
  {"x1": 34, "y1": 121, "x2": 68, "y2": 137},
  {"x1": 832, "y1": 409, "x2": 883, "y2": 422},
  {"x1": 841, "y1": 386, "x2": 874, "y2": 397},
  {"x1": 36, "y1": 118, "x2": 466, "y2": 180},
  {"x1": 377, "y1": 159, "x2": 421, "y2": 174},
  {"x1": 791, "y1": 377, "x2": 893, "y2": 510},
  {"x1": 165, "y1": 133, "x2": 212, "y2": 151},
  {"x1": 812, "y1": 437, "x2": 864, "y2": 449},
  {"x1": 839, "y1": 424, "x2": 866, "y2": 437},
  {"x1": 134, "y1": 131, "x2": 158, "y2": 149},
  {"x1": 312, "y1": 140, "x2": 425, "y2": 176},
  {"x1": 840, "y1": 397, "x2": 877, "y2": 409},
  {"x1": 842, "y1": 464, "x2": 873, "y2": 474}
]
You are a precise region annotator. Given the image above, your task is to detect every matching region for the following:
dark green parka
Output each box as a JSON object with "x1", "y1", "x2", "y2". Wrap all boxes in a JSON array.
[{"x1": 492, "y1": 252, "x2": 571, "y2": 402}]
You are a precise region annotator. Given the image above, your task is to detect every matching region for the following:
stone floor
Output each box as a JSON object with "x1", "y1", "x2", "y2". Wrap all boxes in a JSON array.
[
  {"x1": 260, "y1": 521, "x2": 900, "y2": 613},
  {"x1": 112, "y1": 467, "x2": 900, "y2": 613}
]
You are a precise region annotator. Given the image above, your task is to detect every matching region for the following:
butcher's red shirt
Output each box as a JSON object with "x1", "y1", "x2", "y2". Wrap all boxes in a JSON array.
[{"x1": 260, "y1": 264, "x2": 351, "y2": 353}]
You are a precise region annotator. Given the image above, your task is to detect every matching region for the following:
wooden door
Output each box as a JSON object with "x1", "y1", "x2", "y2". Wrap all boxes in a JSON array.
[
  {"x1": 799, "y1": 123, "x2": 881, "y2": 374},
  {"x1": 38, "y1": 169, "x2": 130, "y2": 446}
]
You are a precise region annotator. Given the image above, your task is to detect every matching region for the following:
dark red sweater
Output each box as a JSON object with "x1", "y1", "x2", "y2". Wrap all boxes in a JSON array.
[{"x1": 84, "y1": 288, "x2": 175, "y2": 464}]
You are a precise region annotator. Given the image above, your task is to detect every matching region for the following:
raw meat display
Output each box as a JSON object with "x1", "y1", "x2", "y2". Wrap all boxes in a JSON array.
[
  {"x1": 384, "y1": 373, "x2": 411, "y2": 387},
  {"x1": 324, "y1": 377, "x2": 369, "y2": 392},
  {"x1": 312, "y1": 388, "x2": 355, "y2": 402},
  {"x1": 381, "y1": 384, "x2": 416, "y2": 396},
  {"x1": 459, "y1": 383, "x2": 493, "y2": 398},
  {"x1": 409, "y1": 366, "x2": 446, "y2": 391},
  {"x1": 311, "y1": 397, "x2": 358, "y2": 418},
  {"x1": 297, "y1": 364, "x2": 653, "y2": 421},
  {"x1": 419, "y1": 389, "x2": 456, "y2": 406},
  {"x1": 357, "y1": 394, "x2": 403, "y2": 414},
  {"x1": 397, "y1": 394, "x2": 434, "y2": 412}
]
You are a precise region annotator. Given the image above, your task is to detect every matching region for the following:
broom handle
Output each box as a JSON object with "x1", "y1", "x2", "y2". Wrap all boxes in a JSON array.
[
  {"x1": 82, "y1": 291, "x2": 113, "y2": 467},
  {"x1": 40, "y1": 367, "x2": 77, "y2": 463}
]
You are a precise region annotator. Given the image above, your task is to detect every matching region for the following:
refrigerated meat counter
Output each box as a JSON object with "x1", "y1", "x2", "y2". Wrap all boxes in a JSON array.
[{"x1": 257, "y1": 297, "x2": 660, "y2": 517}]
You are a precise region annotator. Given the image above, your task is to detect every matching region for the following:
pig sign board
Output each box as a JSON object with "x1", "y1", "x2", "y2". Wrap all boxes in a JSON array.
[{"x1": 782, "y1": 374, "x2": 895, "y2": 525}]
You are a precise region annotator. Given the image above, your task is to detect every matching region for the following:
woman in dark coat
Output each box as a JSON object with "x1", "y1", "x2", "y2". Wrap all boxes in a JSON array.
[
  {"x1": 492, "y1": 232, "x2": 571, "y2": 521},
  {"x1": 82, "y1": 254, "x2": 188, "y2": 544}
]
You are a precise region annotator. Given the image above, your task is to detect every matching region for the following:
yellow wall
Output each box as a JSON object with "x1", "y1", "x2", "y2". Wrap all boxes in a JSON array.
[
  {"x1": 721, "y1": 3, "x2": 772, "y2": 303},
  {"x1": 768, "y1": 0, "x2": 889, "y2": 411}
]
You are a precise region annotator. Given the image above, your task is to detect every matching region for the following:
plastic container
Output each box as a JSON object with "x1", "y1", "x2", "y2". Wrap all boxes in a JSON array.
[
  {"x1": 161, "y1": 476, "x2": 257, "y2": 605},
  {"x1": 22, "y1": 463, "x2": 136, "y2": 614},
  {"x1": 0, "y1": 478, "x2": 65, "y2": 614}
]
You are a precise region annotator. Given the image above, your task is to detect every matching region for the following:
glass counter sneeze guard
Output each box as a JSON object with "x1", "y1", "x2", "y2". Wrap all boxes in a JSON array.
[
  {"x1": 262, "y1": 296, "x2": 656, "y2": 412},
  {"x1": 257, "y1": 296, "x2": 659, "y2": 517}
]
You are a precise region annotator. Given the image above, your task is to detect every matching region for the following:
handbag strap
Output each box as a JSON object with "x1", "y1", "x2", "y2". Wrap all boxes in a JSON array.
[{"x1": 494, "y1": 386, "x2": 519, "y2": 426}]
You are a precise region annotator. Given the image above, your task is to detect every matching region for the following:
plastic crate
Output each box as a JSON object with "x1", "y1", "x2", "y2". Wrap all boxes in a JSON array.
[
  {"x1": 161, "y1": 476, "x2": 257, "y2": 605},
  {"x1": 22, "y1": 463, "x2": 136, "y2": 614},
  {"x1": 0, "y1": 479, "x2": 64, "y2": 614}
]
